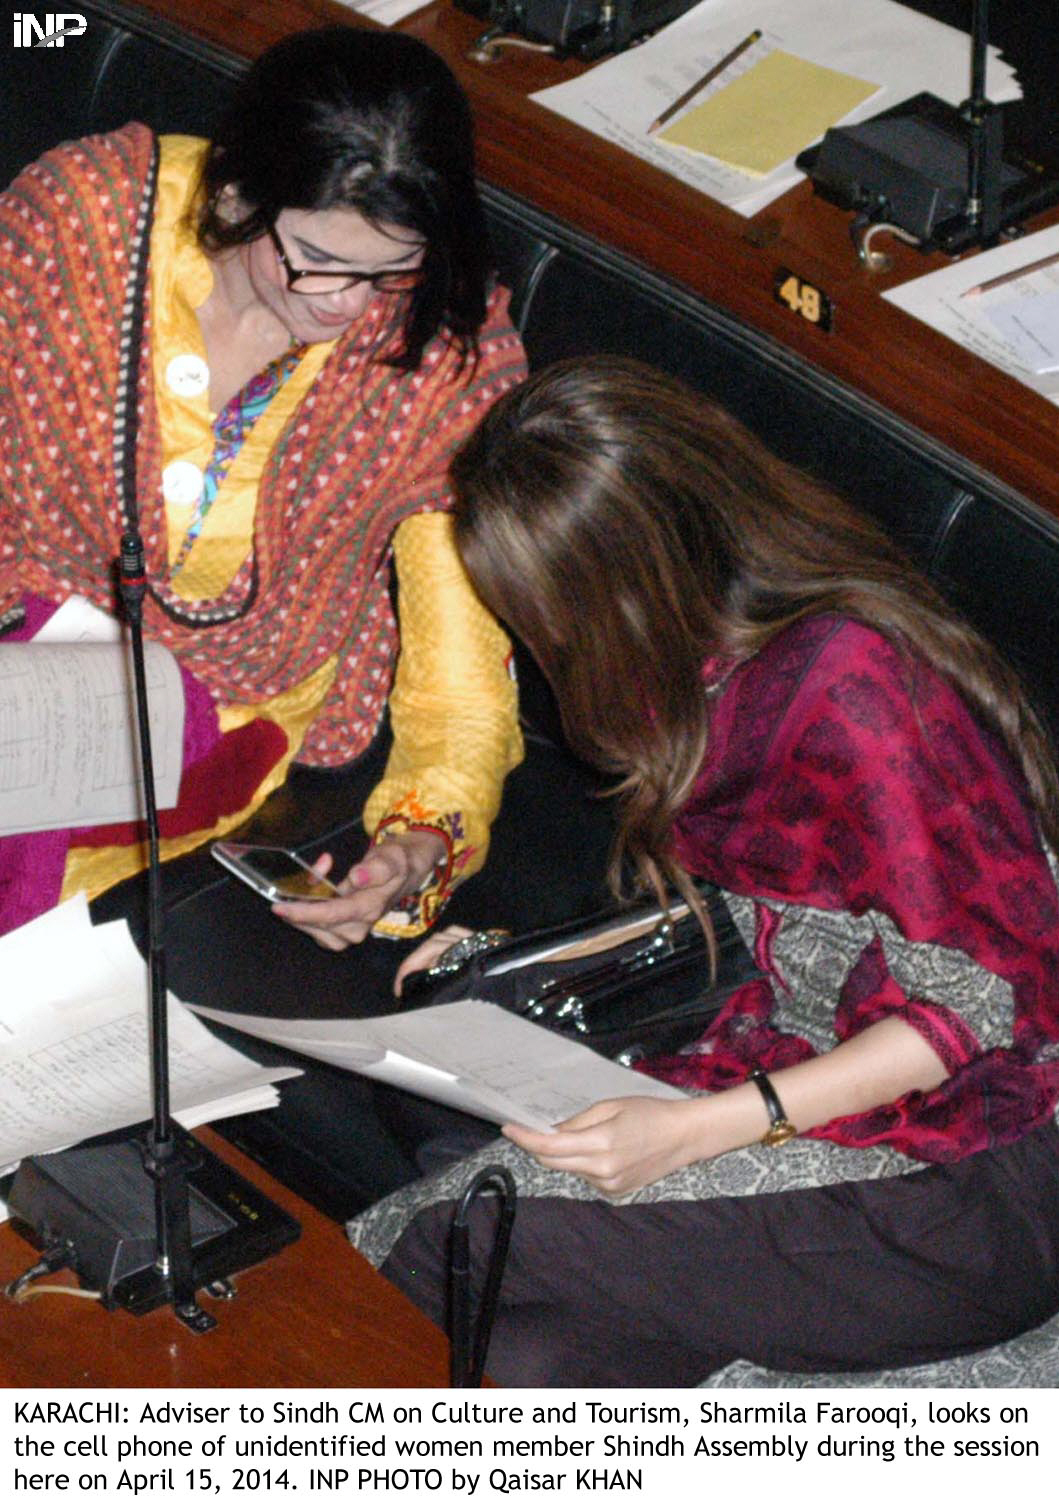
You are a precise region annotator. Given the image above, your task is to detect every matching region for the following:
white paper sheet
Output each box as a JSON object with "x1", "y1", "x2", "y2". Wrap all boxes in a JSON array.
[
  {"x1": 882, "y1": 223, "x2": 1059, "y2": 403},
  {"x1": 330, "y1": 0, "x2": 433, "y2": 26},
  {"x1": 984, "y1": 284, "x2": 1059, "y2": 375},
  {"x1": 532, "y1": 0, "x2": 1020, "y2": 217},
  {"x1": 1, "y1": 892, "x2": 144, "y2": 1006},
  {"x1": 0, "y1": 897, "x2": 300, "y2": 1176},
  {"x1": 0, "y1": 995, "x2": 294, "y2": 1169},
  {"x1": 0, "y1": 636, "x2": 185, "y2": 833},
  {"x1": 31, "y1": 594, "x2": 123, "y2": 644},
  {"x1": 192, "y1": 999, "x2": 689, "y2": 1133}
]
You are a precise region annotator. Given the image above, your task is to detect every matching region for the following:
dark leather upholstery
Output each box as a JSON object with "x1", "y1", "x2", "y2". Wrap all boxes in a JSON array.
[{"x1": 6, "y1": 0, "x2": 1056, "y2": 752}]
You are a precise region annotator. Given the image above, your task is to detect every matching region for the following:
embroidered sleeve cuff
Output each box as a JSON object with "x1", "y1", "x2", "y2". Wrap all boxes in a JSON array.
[{"x1": 370, "y1": 804, "x2": 477, "y2": 939}]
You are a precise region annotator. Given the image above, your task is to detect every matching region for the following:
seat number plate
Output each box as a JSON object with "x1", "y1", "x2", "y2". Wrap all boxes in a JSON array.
[{"x1": 773, "y1": 269, "x2": 832, "y2": 330}]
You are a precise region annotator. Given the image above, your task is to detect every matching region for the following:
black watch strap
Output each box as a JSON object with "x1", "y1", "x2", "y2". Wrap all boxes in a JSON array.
[{"x1": 749, "y1": 1070, "x2": 797, "y2": 1147}]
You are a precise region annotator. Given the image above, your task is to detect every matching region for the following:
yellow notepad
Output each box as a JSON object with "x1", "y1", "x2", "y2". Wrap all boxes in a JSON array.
[{"x1": 659, "y1": 50, "x2": 878, "y2": 177}]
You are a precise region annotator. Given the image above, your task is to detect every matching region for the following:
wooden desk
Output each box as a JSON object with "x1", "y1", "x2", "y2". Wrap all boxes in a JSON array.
[
  {"x1": 126, "y1": 0, "x2": 1059, "y2": 524},
  {"x1": 0, "y1": 1132, "x2": 450, "y2": 1388}
]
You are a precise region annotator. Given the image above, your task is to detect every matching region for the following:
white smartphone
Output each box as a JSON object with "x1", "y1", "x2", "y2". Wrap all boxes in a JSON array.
[{"x1": 211, "y1": 841, "x2": 339, "y2": 903}]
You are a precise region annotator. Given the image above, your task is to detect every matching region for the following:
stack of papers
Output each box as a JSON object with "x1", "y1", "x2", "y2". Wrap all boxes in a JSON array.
[
  {"x1": 0, "y1": 896, "x2": 300, "y2": 1214},
  {"x1": 657, "y1": 49, "x2": 879, "y2": 177},
  {"x1": 532, "y1": 0, "x2": 1020, "y2": 217},
  {"x1": 883, "y1": 224, "x2": 1059, "y2": 405}
]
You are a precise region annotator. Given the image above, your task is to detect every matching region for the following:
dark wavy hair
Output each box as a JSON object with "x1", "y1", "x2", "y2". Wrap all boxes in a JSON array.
[
  {"x1": 197, "y1": 27, "x2": 491, "y2": 370},
  {"x1": 451, "y1": 356, "x2": 1059, "y2": 912}
]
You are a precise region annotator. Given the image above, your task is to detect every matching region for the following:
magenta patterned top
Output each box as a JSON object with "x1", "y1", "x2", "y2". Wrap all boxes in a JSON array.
[{"x1": 645, "y1": 615, "x2": 1059, "y2": 1163}]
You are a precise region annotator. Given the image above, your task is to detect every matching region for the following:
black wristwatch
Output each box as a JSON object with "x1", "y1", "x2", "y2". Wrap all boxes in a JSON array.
[{"x1": 749, "y1": 1070, "x2": 797, "y2": 1148}]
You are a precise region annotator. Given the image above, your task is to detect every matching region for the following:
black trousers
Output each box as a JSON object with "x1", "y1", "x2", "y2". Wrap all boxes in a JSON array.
[
  {"x1": 91, "y1": 725, "x2": 617, "y2": 1219},
  {"x1": 382, "y1": 1120, "x2": 1059, "y2": 1387}
]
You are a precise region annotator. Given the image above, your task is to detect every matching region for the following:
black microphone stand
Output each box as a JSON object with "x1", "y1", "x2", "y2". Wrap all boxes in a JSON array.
[
  {"x1": 961, "y1": 0, "x2": 1004, "y2": 243},
  {"x1": 117, "y1": 527, "x2": 212, "y2": 1332},
  {"x1": 7, "y1": 527, "x2": 299, "y2": 1326},
  {"x1": 803, "y1": 0, "x2": 1059, "y2": 257},
  {"x1": 6, "y1": 136, "x2": 298, "y2": 1327}
]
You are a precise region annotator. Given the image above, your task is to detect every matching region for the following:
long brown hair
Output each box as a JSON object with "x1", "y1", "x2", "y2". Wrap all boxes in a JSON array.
[{"x1": 451, "y1": 356, "x2": 1059, "y2": 905}]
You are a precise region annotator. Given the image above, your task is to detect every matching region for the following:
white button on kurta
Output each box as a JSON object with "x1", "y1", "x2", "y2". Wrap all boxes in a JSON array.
[
  {"x1": 165, "y1": 353, "x2": 210, "y2": 398},
  {"x1": 162, "y1": 459, "x2": 204, "y2": 506}
]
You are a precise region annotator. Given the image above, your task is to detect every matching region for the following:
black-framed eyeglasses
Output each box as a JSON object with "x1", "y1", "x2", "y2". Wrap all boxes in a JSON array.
[{"x1": 264, "y1": 220, "x2": 424, "y2": 295}]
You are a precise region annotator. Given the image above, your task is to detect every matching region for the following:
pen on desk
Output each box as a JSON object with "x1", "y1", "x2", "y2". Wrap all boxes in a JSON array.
[
  {"x1": 647, "y1": 28, "x2": 763, "y2": 136},
  {"x1": 961, "y1": 248, "x2": 1059, "y2": 298}
]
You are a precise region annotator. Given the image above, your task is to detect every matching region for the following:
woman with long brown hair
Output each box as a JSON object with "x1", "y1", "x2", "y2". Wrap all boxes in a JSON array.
[{"x1": 350, "y1": 357, "x2": 1059, "y2": 1385}]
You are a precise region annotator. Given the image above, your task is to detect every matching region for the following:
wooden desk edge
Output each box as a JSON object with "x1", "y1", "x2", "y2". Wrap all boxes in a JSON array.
[{"x1": 0, "y1": 1129, "x2": 452, "y2": 1390}]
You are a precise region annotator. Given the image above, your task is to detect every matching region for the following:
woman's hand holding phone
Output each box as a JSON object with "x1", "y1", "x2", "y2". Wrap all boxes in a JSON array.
[{"x1": 273, "y1": 830, "x2": 447, "y2": 950}]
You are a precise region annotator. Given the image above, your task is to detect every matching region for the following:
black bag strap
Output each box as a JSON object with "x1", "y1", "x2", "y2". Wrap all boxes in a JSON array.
[{"x1": 449, "y1": 1164, "x2": 517, "y2": 1388}]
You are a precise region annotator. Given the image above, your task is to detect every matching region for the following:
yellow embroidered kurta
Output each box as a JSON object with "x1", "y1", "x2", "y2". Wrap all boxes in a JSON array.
[{"x1": 2, "y1": 131, "x2": 525, "y2": 935}]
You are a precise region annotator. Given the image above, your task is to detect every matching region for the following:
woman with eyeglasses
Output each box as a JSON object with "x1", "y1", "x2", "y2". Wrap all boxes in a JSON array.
[
  {"x1": 351, "y1": 357, "x2": 1059, "y2": 1385},
  {"x1": 0, "y1": 27, "x2": 533, "y2": 949},
  {"x1": 0, "y1": 29, "x2": 622, "y2": 1210}
]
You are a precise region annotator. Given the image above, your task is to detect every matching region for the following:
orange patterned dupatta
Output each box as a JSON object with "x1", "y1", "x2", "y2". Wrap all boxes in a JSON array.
[
  {"x1": 0, "y1": 125, "x2": 525, "y2": 927},
  {"x1": 0, "y1": 123, "x2": 525, "y2": 767}
]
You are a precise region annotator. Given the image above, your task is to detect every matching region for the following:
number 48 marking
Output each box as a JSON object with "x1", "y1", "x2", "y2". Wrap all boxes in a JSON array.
[{"x1": 773, "y1": 269, "x2": 832, "y2": 330}]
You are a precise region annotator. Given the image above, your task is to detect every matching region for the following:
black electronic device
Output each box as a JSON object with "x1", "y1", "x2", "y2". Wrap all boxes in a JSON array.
[
  {"x1": 798, "y1": 1, "x2": 1059, "y2": 256},
  {"x1": 455, "y1": 0, "x2": 699, "y2": 61},
  {"x1": 5, "y1": 140, "x2": 299, "y2": 1331},
  {"x1": 801, "y1": 92, "x2": 1058, "y2": 254},
  {"x1": 8, "y1": 1129, "x2": 299, "y2": 1314}
]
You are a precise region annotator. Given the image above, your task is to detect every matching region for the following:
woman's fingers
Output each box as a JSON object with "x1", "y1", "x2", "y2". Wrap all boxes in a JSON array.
[
  {"x1": 273, "y1": 834, "x2": 444, "y2": 949},
  {"x1": 394, "y1": 926, "x2": 473, "y2": 995}
]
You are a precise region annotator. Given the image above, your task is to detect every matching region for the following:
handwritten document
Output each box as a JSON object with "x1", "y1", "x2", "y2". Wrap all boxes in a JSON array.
[
  {"x1": 985, "y1": 287, "x2": 1059, "y2": 376},
  {"x1": 0, "y1": 637, "x2": 185, "y2": 834},
  {"x1": 193, "y1": 1000, "x2": 689, "y2": 1133},
  {"x1": 0, "y1": 897, "x2": 299, "y2": 1177},
  {"x1": 883, "y1": 224, "x2": 1059, "y2": 405}
]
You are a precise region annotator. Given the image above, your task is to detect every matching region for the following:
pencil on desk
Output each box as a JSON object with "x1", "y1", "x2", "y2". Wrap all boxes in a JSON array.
[
  {"x1": 962, "y1": 248, "x2": 1059, "y2": 297},
  {"x1": 647, "y1": 28, "x2": 763, "y2": 136}
]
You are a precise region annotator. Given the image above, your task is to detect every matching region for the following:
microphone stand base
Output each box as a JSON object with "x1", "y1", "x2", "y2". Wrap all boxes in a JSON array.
[
  {"x1": 6, "y1": 1126, "x2": 300, "y2": 1326},
  {"x1": 800, "y1": 93, "x2": 1059, "y2": 254}
]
